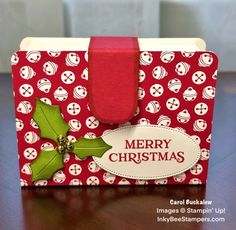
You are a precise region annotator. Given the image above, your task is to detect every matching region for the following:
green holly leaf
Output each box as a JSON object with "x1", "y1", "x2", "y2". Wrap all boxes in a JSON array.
[
  {"x1": 72, "y1": 137, "x2": 112, "y2": 159},
  {"x1": 33, "y1": 99, "x2": 69, "y2": 143},
  {"x1": 30, "y1": 149, "x2": 64, "y2": 182}
]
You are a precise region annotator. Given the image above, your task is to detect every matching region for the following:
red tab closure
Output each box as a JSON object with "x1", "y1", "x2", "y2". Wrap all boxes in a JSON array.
[{"x1": 88, "y1": 36, "x2": 140, "y2": 124}]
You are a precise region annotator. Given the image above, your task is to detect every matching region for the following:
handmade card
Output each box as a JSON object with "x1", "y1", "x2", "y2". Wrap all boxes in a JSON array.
[{"x1": 11, "y1": 37, "x2": 218, "y2": 186}]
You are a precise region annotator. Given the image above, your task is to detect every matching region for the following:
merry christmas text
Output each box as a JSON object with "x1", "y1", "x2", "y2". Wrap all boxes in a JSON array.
[{"x1": 109, "y1": 139, "x2": 185, "y2": 164}]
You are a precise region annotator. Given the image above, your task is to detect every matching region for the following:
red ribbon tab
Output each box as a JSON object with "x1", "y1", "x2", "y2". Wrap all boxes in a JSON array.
[{"x1": 88, "y1": 36, "x2": 140, "y2": 124}]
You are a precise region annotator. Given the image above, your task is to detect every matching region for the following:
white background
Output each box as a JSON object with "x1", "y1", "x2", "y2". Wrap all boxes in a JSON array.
[{"x1": 0, "y1": 0, "x2": 235, "y2": 72}]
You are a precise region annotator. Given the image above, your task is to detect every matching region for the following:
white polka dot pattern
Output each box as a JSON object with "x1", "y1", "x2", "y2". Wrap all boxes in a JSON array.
[{"x1": 12, "y1": 51, "x2": 218, "y2": 186}]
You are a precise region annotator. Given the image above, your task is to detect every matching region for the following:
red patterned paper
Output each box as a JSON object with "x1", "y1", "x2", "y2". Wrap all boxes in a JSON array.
[{"x1": 11, "y1": 50, "x2": 218, "y2": 186}]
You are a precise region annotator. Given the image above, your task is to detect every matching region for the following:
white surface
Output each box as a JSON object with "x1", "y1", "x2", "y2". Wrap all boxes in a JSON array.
[
  {"x1": 160, "y1": 0, "x2": 236, "y2": 71},
  {"x1": 0, "y1": 0, "x2": 64, "y2": 73},
  {"x1": 63, "y1": 0, "x2": 159, "y2": 38},
  {"x1": 20, "y1": 37, "x2": 206, "y2": 51},
  {"x1": 94, "y1": 125, "x2": 201, "y2": 180}
]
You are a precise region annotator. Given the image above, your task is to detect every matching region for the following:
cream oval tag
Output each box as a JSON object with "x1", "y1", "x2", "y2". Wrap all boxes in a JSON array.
[{"x1": 93, "y1": 125, "x2": 201, "y2": 180}]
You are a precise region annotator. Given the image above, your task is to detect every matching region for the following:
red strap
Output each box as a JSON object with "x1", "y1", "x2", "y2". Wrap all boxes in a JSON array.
[{"x1": 88, "y1": 36, "x2": 140, "y2": 124}]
